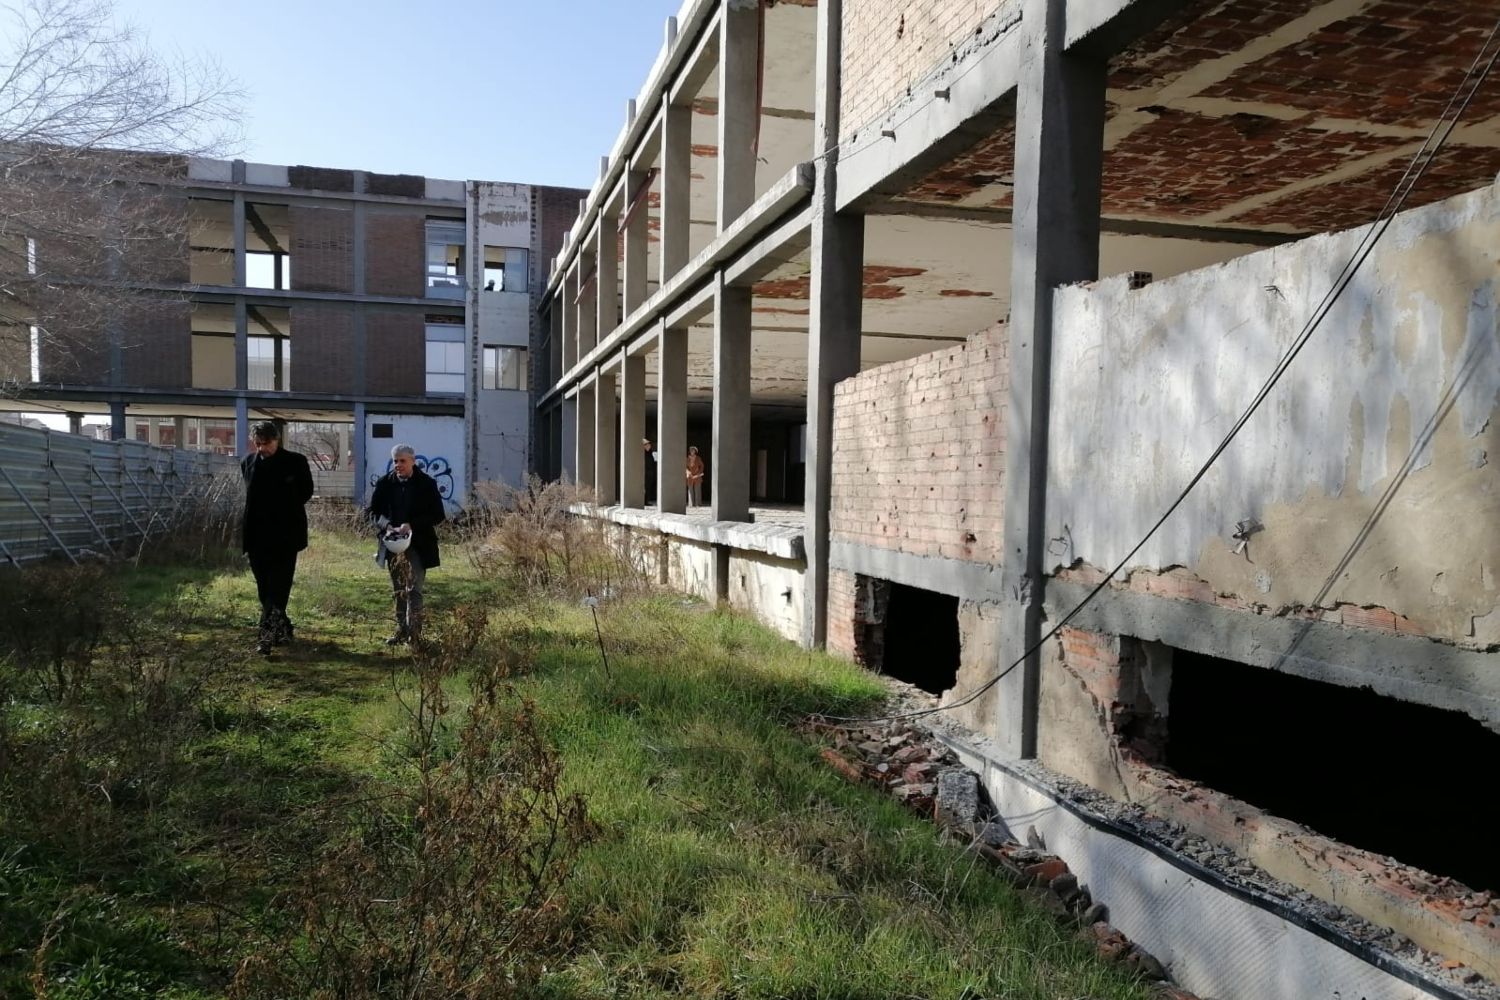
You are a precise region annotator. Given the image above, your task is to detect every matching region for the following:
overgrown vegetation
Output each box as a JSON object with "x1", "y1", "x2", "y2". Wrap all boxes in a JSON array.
[{"x1": 0, "y1": 498, "x2": 1157, "y2": 1000}]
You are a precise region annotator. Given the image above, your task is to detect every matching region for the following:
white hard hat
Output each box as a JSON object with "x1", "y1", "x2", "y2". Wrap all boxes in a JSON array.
[{"x1": 382, "y1": 526, "x2": 412, "y2": 554}]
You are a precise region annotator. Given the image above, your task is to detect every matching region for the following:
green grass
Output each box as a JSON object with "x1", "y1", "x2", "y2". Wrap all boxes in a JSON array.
[{"x1": 0, "y1": 533, "x2": 1155, "y2": 1000}]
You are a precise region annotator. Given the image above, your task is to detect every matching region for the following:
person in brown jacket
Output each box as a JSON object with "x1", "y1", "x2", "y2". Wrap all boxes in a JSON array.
[{"x1": 685, "y1": 446, "x2": 705, "y2": 507}]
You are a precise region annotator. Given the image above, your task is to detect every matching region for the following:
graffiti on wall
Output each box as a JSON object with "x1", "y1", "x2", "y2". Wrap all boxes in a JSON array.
[{"x1": 370, "y1": 454, "x2": 460, "y2": 512}]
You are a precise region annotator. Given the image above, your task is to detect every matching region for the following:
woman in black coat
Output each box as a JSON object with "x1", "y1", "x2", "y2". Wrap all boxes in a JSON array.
[{"x1": 240, "y1": 421, "x2": 315, "y2": 653}]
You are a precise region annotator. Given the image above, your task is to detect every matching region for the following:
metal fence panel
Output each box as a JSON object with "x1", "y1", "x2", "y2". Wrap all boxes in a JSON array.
[{"x1": 0, "y1": 425, "x2": 238, "y2": 566}]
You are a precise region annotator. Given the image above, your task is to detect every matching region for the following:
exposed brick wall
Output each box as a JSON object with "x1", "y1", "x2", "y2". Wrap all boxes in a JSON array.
[
  {"x1": 535, "y1": 184, "x2": 588, "y2": 287},
  {"x1": 1054, "y1": 564, "x2": 1449, "y2": 645},
  {"x1": 289, "y1": 304, "x2": 356, "y2": 394},
  {"x1": 120, "y1": 299, "x2": 192, "y2": 388},
  {"x1": 289, "y1": 205, "x2": 354, "y2": 293},
  {"x1": 841, "y1": 0, "x2": 1012, "y2": 140},
  {"x1": 830, "y1": 323, "x2": 1007, "y2": 564},
  {"x1": 364, "y1": 212, "x2": 425, "y2": 298},
  {"x1": 364, "y1": 310, "x2": 424, "y2": 397},
  {"x1": 827, "y1": 569, "x2": 859, "y2": 662}
]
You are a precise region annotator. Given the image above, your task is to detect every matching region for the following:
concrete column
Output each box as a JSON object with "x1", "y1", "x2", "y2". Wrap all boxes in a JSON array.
[
  {"x1": 575, "y1": 385, "x2": 596, "y2": 490},
  {"x1": 67, "y1": 412, "x2": 82, "y2": 436},
  {"x1": 657, "y1": 323, "x2": 687, "y2": 515},
  {"x1": 619, "y1": 352, "x2": 646, "y2": 508},
  {"x1": 596, "y1": 213, "x2": 620, "y2": 339},
  {"x1": 561, "y1": 397, "x2": 578, "y2": 482},
  {"x1": 802, "y1": 0, "x2": 865, "y2": 649},
  {"x1": 234, "y1": 297, "x2": 248, "y2": 390},
  {"x1": 623, "y1": 170, "x2": 650, "y2": 315},
  {"x1": 578, "y1": 254, "x2": 598, "y2": 358},
  {"x1": 711, "y1": 270, "x2": 751, "y2": 522},
  {"x1": 109, "y1": 400, "x2": 126, "y2": 441},
  {"x1": 234, "y1": 397, "x2": 249, "y2": 453},
  {"x1": 562, "y1": 270, "x2": 578, "y2": 372},
  {"x1": 172, "y1": 416, "x2": 187, "y2": 450},
  {"x1": 352, "y1": 402, "x2": 367, "y2": 505},
  {"x1": 593, "y1": 369, "x2": 618, "y2": 505},
  {"x1": 660, "y1": 99, "x2": 692, "y2": 284},
  {"x1": 718, "y1": 0, "x2": 762, "y2": 231},
  {"x1": 997, "y1": 0, "x2": 1107, "y2": 760},
  {"x1": 232, "y1": 193, "x2": 246, "y2": 287},
  {"x1": 549, "y1": 304, "x2": 563, "y2": 387}
]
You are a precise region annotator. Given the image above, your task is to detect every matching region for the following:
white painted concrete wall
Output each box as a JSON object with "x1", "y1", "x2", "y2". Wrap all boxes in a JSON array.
[
  {"x1": 1051, "y1": 181, "x2": 1500, "y2": 644},
  {"x1": 728, "y1": 553, "x2": 805, "y2": 643},
  {"x1": 364, "y1": 414, "x2": 467, "y2": 512}
]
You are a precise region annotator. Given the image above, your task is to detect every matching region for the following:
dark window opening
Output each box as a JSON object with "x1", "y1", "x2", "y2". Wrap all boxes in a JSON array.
[
  {"x1": 1166, "y1": 650, "x2": 1500, "y2": 894},
  {"x1": 880, "y1": 583, "x2": 960, "y2": 695},
  {"x1": 372, "y1": 423, "x2": 394, "y2": 439}
]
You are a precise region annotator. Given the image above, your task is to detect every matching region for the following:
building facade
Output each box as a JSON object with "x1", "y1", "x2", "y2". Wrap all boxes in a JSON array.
[
  {"x1": 536, "y1": 0, "x2": 1500, "y2": 995},
  {"x1": 4, "y1": 156, "x2": 583, "y2": 507}
]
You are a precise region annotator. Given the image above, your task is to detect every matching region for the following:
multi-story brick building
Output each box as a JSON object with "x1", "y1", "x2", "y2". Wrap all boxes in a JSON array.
[
  {"x1": 3, "y1": 155, "x2": 583, "y2": 506},
  {"x1": 537, "y1": 0, "x2": 1500, "y2": 995}
]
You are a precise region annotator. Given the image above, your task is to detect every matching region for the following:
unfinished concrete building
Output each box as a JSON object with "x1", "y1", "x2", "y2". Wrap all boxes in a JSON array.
[
  {"x1": 536, "y1": 0, "x2": 1500, "y2": 995},
  {"x1": 3, "y1": 156, "x2": 583, "y2": 505}
]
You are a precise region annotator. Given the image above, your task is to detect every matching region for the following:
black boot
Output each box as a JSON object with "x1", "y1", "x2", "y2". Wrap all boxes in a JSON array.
[
  {"x1": 255, "y1": 608, "x2": 273, "y2": 655},
  {"x1": 272, "y1": 609, "x2": 295, "y2": 646}
]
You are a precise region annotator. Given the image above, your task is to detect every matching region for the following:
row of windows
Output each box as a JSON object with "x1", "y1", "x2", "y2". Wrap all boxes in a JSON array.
[
  {"x1": 426, "y1": 222, "x2": 530, "y2": 300},
  {"x1": 187, "y1": 326, "x2": 525, "y2": 396}
]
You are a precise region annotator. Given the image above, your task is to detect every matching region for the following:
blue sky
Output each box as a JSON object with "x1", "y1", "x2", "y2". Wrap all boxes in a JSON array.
[{"x1": 112, "y1": 0, "x2": 684, "y2": 189}]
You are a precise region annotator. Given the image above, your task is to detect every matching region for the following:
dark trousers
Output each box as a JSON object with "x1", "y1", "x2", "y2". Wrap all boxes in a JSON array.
[{"x1": 248, "y1": 549, "x2": 299, "y2": 616}]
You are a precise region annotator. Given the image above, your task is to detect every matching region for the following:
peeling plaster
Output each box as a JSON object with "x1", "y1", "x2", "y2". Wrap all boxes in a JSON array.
[{"x1": 1050, "y1": 182, "x2": 1500, "y2": 640}]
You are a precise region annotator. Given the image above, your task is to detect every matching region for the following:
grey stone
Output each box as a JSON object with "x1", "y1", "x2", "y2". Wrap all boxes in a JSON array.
[
  {"x1": 1026, "y1": 825, "x2": 1046, "y2": 850},
  {"x1": 935, "y1": 769, "x2": 980, "y2": 827},
  {"x1": 1082, "y1": 901, "x2": 1108, "y2": 925}
]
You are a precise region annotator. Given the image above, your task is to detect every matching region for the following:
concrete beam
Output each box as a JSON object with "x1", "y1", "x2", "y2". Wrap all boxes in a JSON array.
[
  {"x1": 996, "y1": 0, "x2": 1107, "y2": 760},
  {"x1": 877, "y1": 200, "x2": 1306, "y2": 247},
  {"x1": 594, "y1": 368, "x2": 618, "y2": 504},
  {"x1": 619, "y1": 351, "x2": 646, "y2": 508},
  {"x1": 668, "y1": 8, "x2": 722, "y2": 108},
  {"x1": 718, "y1": 0, "x2": 761, "y2": 231},
  {"x1": 657, "y1": 323, "x2": 688, "y2": 515},
  {"x1": 711, "y1": 270, "x2": 751, "y2": 522},
  {"x1": 722, "y1": 205, "x2": 813, "y2": 287},
  {"x1": 1048, "y1": 582, "x2": 1500, "y2": 734}
]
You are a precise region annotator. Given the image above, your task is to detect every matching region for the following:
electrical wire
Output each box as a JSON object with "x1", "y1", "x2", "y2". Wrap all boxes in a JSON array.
[{"x1": 825, "y1": 13, "x2": 1500, "y2": 727}]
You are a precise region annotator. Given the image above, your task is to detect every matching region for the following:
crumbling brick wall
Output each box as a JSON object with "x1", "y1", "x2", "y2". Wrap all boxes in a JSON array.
[
  {"x1": 289, "y1": 206, "x2": 354, "y2": 293},
  {"x1": 841, "y1": 0, "x2": 1009, "y2": 140},
  {"x1": 829, "y1": 322, "x2": 1007, "y2": 564}
]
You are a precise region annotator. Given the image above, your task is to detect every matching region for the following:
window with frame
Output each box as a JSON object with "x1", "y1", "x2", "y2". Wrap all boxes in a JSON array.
[
  {"x1": 425, "y1": 324, "x2": 465, "y2": 394},
  {"x1": 482, "y1": 246, "x2": 529, "y2": 293},
  {"x1": 482, "y1": 345, "x2": 527, "y2": 390},
  {"x1": 425, "y1": 220, "x2": 466, "y2": 299}
]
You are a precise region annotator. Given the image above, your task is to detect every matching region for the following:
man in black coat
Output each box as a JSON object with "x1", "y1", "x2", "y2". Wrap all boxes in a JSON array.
[
  {"x1": 240, "y1": 421, "x2": 315, "y2": 654},
  {"x1": 366, "y1": 443, "x2": 446, "y2": 647}
]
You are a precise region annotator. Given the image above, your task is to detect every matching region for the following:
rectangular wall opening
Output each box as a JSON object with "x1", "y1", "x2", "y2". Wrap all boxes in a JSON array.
[
  {"x1": 852, "y1": 577, "x2": 960, "y2": 696},
  {"x1": 1165, "y1": 649, "x2": 1500, "y2": 894},
  {"x1": 247, "y1": 305, "x2": 290, "y2": 391},
  {"x1": 245, "y1": 202, "x2": 291, "y2": 290},
  {"x1": 188, "y1": 198, "x2": 234, "y2": 285}
]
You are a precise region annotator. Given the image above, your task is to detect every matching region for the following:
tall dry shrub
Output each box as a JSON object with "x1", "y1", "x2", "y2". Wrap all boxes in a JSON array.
[
  {"x1": 231, "y1": 602, "x2": 592, "y2": 1000},
  {"x1": 466, "y1": 475, "x2": 643, "y2": 598}
]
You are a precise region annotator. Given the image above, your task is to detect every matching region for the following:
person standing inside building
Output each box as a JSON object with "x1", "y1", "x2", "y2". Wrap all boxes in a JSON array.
[
  {"x1": 240, "y1": 420, "x2": 315, "y2": 655},
  {"x1": 367, "y1": 443, "x2": 446, "y2": 647},
  {"x1": 686, "y1": 445, "x2": 705, "y2": 508},
  {"x1": 643, "y1": 438, "x2": 658, "y2": 506}
]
